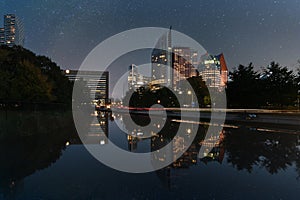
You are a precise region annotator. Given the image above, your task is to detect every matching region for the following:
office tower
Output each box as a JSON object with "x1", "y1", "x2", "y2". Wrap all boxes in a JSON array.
[
  {"x1": 3, "y1": 14, "x2": 24, "y2": 47},
  {"x1": 172, "y1": 47, "x2": 199, "y2": 90},
  {"x1": 64, "y1": 70, "x2": 109, "y2": 102},
  {"x1": 128, "y1": 64, "x2": 138, "y2": 90},
  {"x1": 151, "y1": 27, "x2": 172, "y2": 86},
  {"x1": 0, "y1": 28, "x2": 4, "y2": 45},
  {"x1": 0, "y1": 28, "x2": 5, "y2": 45},
  {"x1": 199, "y1": 53, "x2": 228, "y2": 90},
  {"x1": 218, "y1": 53, "x2": 228, "y2": 87}
]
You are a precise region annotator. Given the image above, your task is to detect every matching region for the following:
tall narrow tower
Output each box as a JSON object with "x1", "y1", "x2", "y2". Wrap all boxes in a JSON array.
[
  {"x1": 151, "y1": 27, "x2": 172, "y2": 87},
  {"x1": 0, "y1": 28, "x2": 5, "y2": 45},
  {"x1": 4, "y1": 14, "x2": 24, "y2": 47}
]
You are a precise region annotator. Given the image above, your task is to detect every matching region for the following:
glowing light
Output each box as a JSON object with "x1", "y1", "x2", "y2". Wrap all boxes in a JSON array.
[{"x1": 100, "y1": 140, "x2": 105, "y2": 145}]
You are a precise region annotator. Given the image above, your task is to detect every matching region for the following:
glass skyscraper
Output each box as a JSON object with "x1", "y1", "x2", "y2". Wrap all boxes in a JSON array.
[
  {"x1": 151, "y1": 27, "x2": 172, "y2": 87},
  {"x1": 0, "y1": 14, "x2": 24, "y2": 47}
]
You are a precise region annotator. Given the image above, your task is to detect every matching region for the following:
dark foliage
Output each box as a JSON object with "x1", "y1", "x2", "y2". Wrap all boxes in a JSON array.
[
  {"x1": 0, "y1": 45, "x2": 72, "y2": 103},
  {"x1": 227, "y1": 62, "x2": 298, "y2": 108}
]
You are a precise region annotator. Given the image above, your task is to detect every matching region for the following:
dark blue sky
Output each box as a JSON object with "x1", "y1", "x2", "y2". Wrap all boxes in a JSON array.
[{"x1": 2, "y1": 0, "x2": 300, "y2": 71}]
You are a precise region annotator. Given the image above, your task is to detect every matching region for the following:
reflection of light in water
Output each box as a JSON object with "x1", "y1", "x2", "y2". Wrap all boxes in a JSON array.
[
  {"x1": 91, "y1": 112, "x2": 98, "y2": 116},
  {"x1": 100, "y1": 140, "x2": 106, "y2": 145},
  {"x1": 203, "y1": 152, "x2": 220, "y2": 158},
  {"x1": 90, "y1": 123, "x2": 100, "y2": 126},
  {"x1": 171, "y1": 119, "x2": 239, "y2": 128},
  {"x1": 137, "y1": 132, "x2": 143, "y2": 136}
]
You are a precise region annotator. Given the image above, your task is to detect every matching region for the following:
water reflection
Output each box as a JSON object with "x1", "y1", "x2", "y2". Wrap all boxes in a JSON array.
[
  {"x1": 115, "y1": 113, "x2": 225, "y2": 163},
  {"x1": 0, "y1": 111, "x2": 78, "y2": 199},
  {"x1": 113, "y1": 112, "x2": 300, "y2": 185},
  {"x1": 0, "y1": 110, "x2": 300, "y2": 198},
  {"x1": 224, "y1": 127, "x2": 300, "y2": 176}
]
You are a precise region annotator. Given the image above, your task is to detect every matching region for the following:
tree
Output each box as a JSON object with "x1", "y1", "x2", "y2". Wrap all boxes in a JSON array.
[
  {"x1": 262, "y1": 62, "x2": 296, "y2": 107},
  {"x1": 226, "y1": 63, "x2": 262, "y2": 108},
  {"x1": 0, "y1": 45, "x2": 72, "y2": 104},
  {"x1": 186, "y1": 76, "x2": 209, "y2": 107}
]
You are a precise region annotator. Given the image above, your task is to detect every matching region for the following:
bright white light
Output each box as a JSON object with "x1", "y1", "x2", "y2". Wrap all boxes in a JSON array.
[{"x1": 100, "y1": 140, "x2": 105, "y2": 145}]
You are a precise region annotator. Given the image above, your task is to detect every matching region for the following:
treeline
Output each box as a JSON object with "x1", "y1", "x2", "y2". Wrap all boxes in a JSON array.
[
  {"x1": 226, "y1": 62, "x2": 300, "y2": 109},
  {"x1": 0, "y1": 45, "x2": 73, "y2": 104}
]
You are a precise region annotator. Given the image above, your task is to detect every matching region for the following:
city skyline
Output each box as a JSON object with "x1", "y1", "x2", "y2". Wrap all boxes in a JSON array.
[{"x1": 1, "y1": 0, "x2": 300, "y2": 72}]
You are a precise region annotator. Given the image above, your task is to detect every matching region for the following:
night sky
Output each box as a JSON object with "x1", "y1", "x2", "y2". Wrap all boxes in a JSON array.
[{"x1": 1, "y1": 0, "x2": 300, "y2": 71}]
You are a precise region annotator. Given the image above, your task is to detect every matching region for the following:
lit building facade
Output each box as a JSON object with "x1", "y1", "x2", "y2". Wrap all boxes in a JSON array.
[
  {"x1": 0, "y1": 28, "x2": 5, "y2": 45},
  {"x1": 64, "y1": 70, "x2": 109, "y2": 102},
  {"x1": 172, "y1": 47, "x2": 198, "y2": 90},
  {"x1": 1, "y1": 14, "x2": 25, "y2": 47},
  {"x1": 151, "y1": 27, "x2": 172, "y2": 86},
  {"x1": 199, "y1": 53, "x2": 228, "y2": 90},
  {"x1": 128, "y1": 64, "x2": 151, "y2": 91}
]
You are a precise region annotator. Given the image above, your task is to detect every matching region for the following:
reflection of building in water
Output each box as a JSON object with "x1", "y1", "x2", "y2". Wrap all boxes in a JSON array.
[
  {"x1": 127, "y1": 135, "x2": 138, "y2": 152},
  {"x1": 127, "y1": 128, "x2": 155, "y2": 152},
  {"x1": 172, "y1": 47, "x2": 199, "y2": 90},
  {"x1": 152, "y1": 127, "x2": 226, "y2": 189},
  {"x1": 198, "y1": 53, "x2": 228, "y2": 90},
  {"x1": 200, "y1": 129, "x2": 225, "y2": 164},
  {"x1": 128, "y1": 64, "x2": 151, "y2": 91},
  {"x1": 151, "y1": 134, "x2": 173, "y2": 163},
  {"x1": 172, "y1": 143, "x2": 198, "y2": 168},
  {"x1": 151, "y1": 27, "x2": 172, "y2": 86},
  {"x1": 63, "y1": 70, "x2": 109, "y2": 103},
  {"x1": 152, "y1": 134, "x2": 199, "y2": 190},
  {"x1": 151, "y1": 131, "x2": 199, "y2": 169},
  {"x1": 84, "y1": 112, "x2": 109, "y2": 145}
]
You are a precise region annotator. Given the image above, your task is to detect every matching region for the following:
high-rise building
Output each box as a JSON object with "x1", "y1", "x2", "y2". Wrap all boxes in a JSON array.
[
  {"x1": 218, "y1": 53, "x2": 229, "y2": 87},
  {"x1": 172, "y1": 47, "x2": 199, "y2": 90},
  {"x1": 64, "y1": 70, "x2": 109, "y2": 102},
  {"x1": 0, "y1": 28, "x2": 5, "y2": 45},
  {"x1": 151, "y1": 27, "x2": 172, "y2": 86},
  {"x1": 1, "y1": 14, "x2": 24, "y2": 47},
  {"x1": 198, "y1": 53, "x2": 228, "y2": 90},
  {"x1": 128, "y1": 64, "x2": 138, "y2": 90}
]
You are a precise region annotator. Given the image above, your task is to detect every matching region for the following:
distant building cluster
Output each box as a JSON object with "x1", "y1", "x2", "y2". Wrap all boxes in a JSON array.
[
  {"x1": 128, "y1": 64, "x2": 151, "y2": 91},
  {"x1": 128, "y1": 27, "x2": 228, "y2": 92},
  {"x1": 0, "y1": 14, "x2": 24, "y2": 47}
]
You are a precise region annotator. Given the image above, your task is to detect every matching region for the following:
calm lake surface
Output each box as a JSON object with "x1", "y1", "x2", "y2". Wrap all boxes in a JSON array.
[{"x1": 0, "y1": 110, "x2": 300, "y2": 200}]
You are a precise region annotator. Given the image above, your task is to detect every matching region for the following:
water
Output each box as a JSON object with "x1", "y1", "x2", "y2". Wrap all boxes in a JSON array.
[{"x1": 0, "y1": 111, "x2": 300, "y2": 199}]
